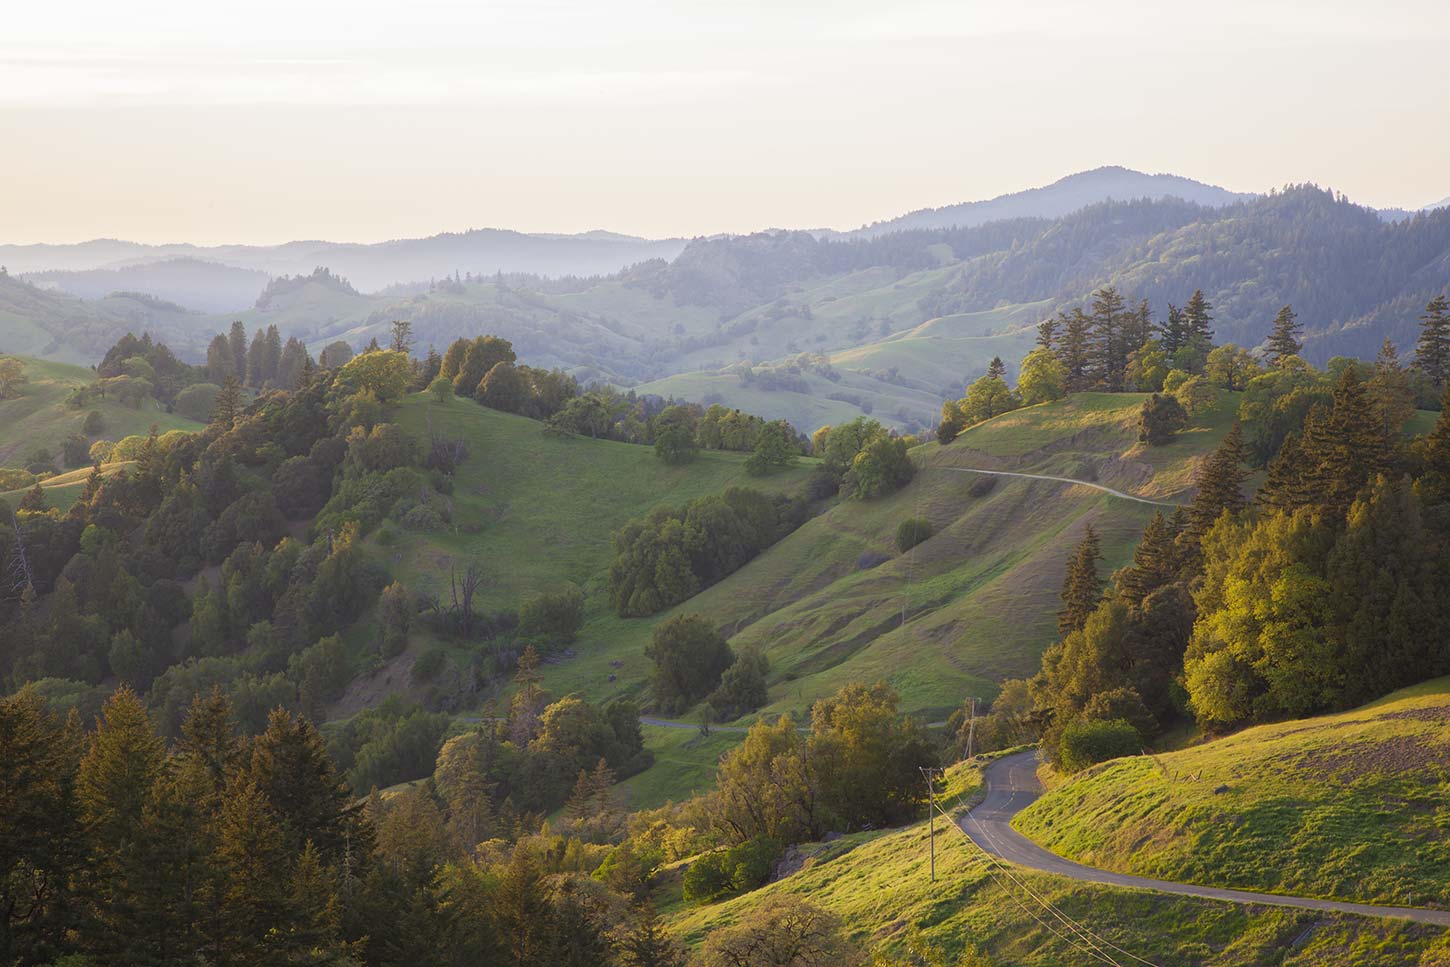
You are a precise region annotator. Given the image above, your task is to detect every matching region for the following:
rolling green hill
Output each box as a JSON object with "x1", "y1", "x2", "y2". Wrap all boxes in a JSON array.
[
  {"x1": 1014, "y1": 677, "x2": 1450, "y2": 910},
  {"x1": 662, "y1": 756, "x2": 1442, "y2": 966},
  {"x1": 483, "y1": 392, "x2": 1235, "y2": 734},
  {"x1": 0, "y1": 355, "x2": 202, "y2": 470}
]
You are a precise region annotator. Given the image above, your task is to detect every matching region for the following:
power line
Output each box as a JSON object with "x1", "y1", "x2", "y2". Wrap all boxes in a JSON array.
[{"x1": 938, "y1": 793, "x2": 1162, "y2": 967}]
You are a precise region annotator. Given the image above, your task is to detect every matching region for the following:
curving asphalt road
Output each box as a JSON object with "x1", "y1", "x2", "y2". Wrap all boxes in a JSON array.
[
  {"x1": 939, "y1": 466, "x2": 1180, "y2": 507},
  {"x1": 959, "y1": 751, "x2": 1450, "y2": 926}
]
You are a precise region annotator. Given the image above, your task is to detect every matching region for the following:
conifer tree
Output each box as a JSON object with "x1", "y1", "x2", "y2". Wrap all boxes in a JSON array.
[
  {"x1": 617, "y1": 902, "x2": 686, "y2": 967},
  {"x1": 211, "y1": 376, "x2": 242, "y2": 429},
  {"x1": 1369, "y1": 338, "x2": 1414, "y2": 444},
  {"x1": 1265, "y1": 305, "x2": 1301, "y2": 365},
  {"x1": 245, "y1": 708, "x2": 356, "y2": 862},
  {"x1": 390, "y1": 319, "x2": 414, "y2": 355},
  {"x1": 212, "y1": 778, "x2": 291, "y2": 963},
  {"x1": 1116, "y1": 512, "x2": 1178, "y2": 608},
  {"x1": 1257, "y1": 431, "x2": 1315, "y2": 513},
  {"x1": 986, "y1": 356, "x2": 1006, "y2": 381},
  {"x1": 1311, "y1": 365, "x2": 1390, "y2": 516},
  {"x1": 179, "y1": 687, "x2": 240, "y2": 790},
  {"x1": 228, "y1": 320, "x2": 248, "y2": 380},
  {"x1": 1159, "y1": 303, "x2": 1188, "y2": 356},
  {"x1": 1061, "y1": 308, "x2": 1092, "y2": 392},
  {"x1": 18, "y1": 482, "x2": 47, "y2": 512},
  {"x1": 1089, "y1": 286, "x2": 1127, "y2": 391},
  {"x1": 1185, "y1": 421, "x2": 1247, "y2": 541},
  {"x1": 1419, "y1": 385, "x2": 1450, "y2": 503},
  {"x1": 1415, "y1": 294, "x2": 1450, "y2": 386},
  {"x1": 1183, "y1": 289, "x2": 1215, "y2": 355},
  {"x1": 1035, "y1": 315, "x2": 1059, "y2": 352},
  {"x1": 1058, "y1": 526, "x2": 1102, "y2": 635}
]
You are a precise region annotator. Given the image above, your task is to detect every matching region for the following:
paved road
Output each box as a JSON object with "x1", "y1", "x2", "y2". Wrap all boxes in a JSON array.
[
  {"x1": 961, "y1": 751, "x2": 1450, "y2": 927},
  {"x1": 939, "y1": 467, "x2": 1180, "y2": 507}
]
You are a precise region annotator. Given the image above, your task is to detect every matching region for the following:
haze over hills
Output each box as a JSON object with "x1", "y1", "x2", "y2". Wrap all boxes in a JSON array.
[
  {"x1": 3, "y1": 171, "x2": 1450, "y2": 435},
  {"x1": 1, "y1": 227, "x2": 688, "y2": 291}
]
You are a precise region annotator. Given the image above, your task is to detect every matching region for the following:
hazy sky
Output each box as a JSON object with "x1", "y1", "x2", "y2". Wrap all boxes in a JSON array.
[{"x1": 4, "y1": 0, "x2": 1449, "y2": 245}]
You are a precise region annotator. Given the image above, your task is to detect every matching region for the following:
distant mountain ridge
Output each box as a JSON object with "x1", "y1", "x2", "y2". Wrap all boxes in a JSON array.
[
  {"x1": 0, "y1": 228, "x2": 688, "y2": 293},
  {"x1": 850, "y1": 165, "x2": 1257, "y2": 236}
]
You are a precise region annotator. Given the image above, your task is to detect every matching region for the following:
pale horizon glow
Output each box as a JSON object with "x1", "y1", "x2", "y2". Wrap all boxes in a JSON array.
[{"x1": 3, "y1": 0, "x2": 1449, "y2": 246}]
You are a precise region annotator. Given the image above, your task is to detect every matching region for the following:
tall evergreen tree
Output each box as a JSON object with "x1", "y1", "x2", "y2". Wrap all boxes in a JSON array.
[
  {"x1": 1265, "y1": 305, "x2": 1301, "y2": 365},
  {"x1": 245, "y1": 708, "x2": 357, "y2": 862},
  {"x1": 1089, "y1": 286, "x2": 1127, "y2": 391},
  {"x1": 1415, "y1": 294, "x2": 1450, "y2": 386},
  {"x1": 1061, "y1": 308, "x2": 1092, "y2": 392},
  {"x1": 1183, "y1": 289, "x2": 1215, "y2": 356},
  {"x1": 1257, "y1": 430, "x2": 1315, "y2": 514},
  {"x1": 1159, "y1": 303, "x2": 1188, "y2": 356},
  {"x1": 211, "y1": 376, "x2": 242, "y2": 429},
  {"x1": 227, "y1": 321, "x2": 248, "y2": 381},
  {"x1": 1036, "y1": 315, "x2": 1059, "y2": 352},
  {"x1": 1116, "y1": 512, "x2": 1178, "y2": 608},
  {"x1": 1369, "y1": 338, "x2": 1414, "y2": 445},
  {"x1": 389, "y1": 319, "x2": 414, "y2": 355},
  {"x1": 1419, "y1": 385, "x2": 1450, "y2": 503},
  {"x1": 1185, "y1": 421, "x2": 1247, "y2": 541},
  {"x1": 1307, "y1": 365, "x2": 1390, "y2": 516},
  {"x1": 1058, "y1": 525, "x2": 1102, "y2": 636},
  {"x1": 205, "y1": 334, "x2": 233, "y2": 384},
  {"x1": 986, "y1": 356, "x2": 1006, "y2": 381}
]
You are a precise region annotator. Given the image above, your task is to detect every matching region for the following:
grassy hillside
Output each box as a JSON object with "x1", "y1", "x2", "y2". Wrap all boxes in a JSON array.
[
  {"x1": 381, "y1": 394, "x2": 813, "y2": 613},
  {"x1": 663, "y1": 758, "x2": 1442, "y2": 966},
  {"x1": 1016, "y1": 678, "x2": 1450, "y2": 910},
  {"x1": 502, "y1": 393, "x2": 1233, "y2": 731},
  {"x1": 0, "y1": 355, "x2": 202, "y2": 469}
]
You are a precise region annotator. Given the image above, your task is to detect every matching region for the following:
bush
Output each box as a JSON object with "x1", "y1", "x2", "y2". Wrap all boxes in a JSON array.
[
  {"x1": 82, "y1": 410, "x2": 106, "y2": 435},
  {"x1": 895, "y1": 517, "x2": 933, "y2": 552},
  {"x1": 174, "y1": 382, "x2": 222, "y2": 422},
  {"x1": 1137, "y1": 393, "x2": 1188, "y2": 446},
  {"x1": 518, "y1": 587, "x2": 585, "y2": 648},
  {"x1": 682, "y1": 836, "x2": 782, "y2": 904},
  {"x1": 411, "y1": 648, "x2": 447, "y2": 683},
  {"x1": 1059, "y1": 718, "x2": 1141, "y2": 773}
]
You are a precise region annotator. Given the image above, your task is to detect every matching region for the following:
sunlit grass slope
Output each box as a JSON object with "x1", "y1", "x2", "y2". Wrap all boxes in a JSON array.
[
  {"x1": 0, "y1": 356, "x2": 202, "y2": 470},
  {"x1": 663, "y1": 758, "x2": 1442, "y2": 966},
  {"x1": 1015, "y1": 677, "x2": 1450, "y2": 910}
]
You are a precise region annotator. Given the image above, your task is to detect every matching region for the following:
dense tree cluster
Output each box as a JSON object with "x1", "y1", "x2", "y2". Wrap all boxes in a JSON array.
[
  {"x1": 999, "y1": 337, "x2": 1450, "y2": 769},
  {"x1": 607, "y1": 489, "x2": 807, "y2": 617}
]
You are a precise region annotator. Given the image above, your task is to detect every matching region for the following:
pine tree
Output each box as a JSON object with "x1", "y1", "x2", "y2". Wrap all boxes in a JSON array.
[
  {"x1": 1419, "y1": 385, "x2": 1450, "y2": 503},
  {"x1": 617, "y1": 902, "x2": 686, "y2": 967},
  {"x1": 1415, "y1": 294, "x2": 1450, "y2": 386},
  {"x1": 205, "y1": 334, "x2": 233, "y2": 383},
  {"x1": 1061, "y1": 308, "x2": 1092, "y2": 392},
  {"x1": 18, "y1": 481, "x2": 47, "y2": 512},
  {"x1": 245, "y1": 708, "x2": 356, "y2": 862},
  {"x1": 1058, "y1": 526, "x2": 1102, "y2": 635},
  {"x1": 1185, "y1": 422, "x2": 1247, "y2": 541},
  {"x1": 1257, "y1": 431, "x2": 1315, "y2": 513},
  {"x1": 179, "y1": 687, "x2": 239, "y2": 790},
  {"x1": 986, "y1": 356, "x2": 1006, "y2": 381},
  {"x1": 1265, "y1": 305, "x2": 1301, "y2": 365},
  {"x1": 211, "y1": 376, "x2": 242, "y2": 429},
  {"x1": 390, "y1": 319, "x2": 414, "y2": 355},
  {"x1": 211, "y1": 778, "x2": 290, "y2": 964},
  {"x1": 1036, "y1": 316, "x2": 1059, "y2": 352},
  {"x1": 1159, "y1": 303, "x2": 1189, "y2": 356},
  {"x1": 1369, "y1": 338, "x2": 1414, "y2": 444},
  {"x1": 227, "y1": 321, "x2": 248, "y2": 381},
  {"x1": 1124, "y1": 298, "x2": 1154, "y2": 354},
  {"x1": 1183, "y1": 289, "x2": 1215, "y2": 356},
  {"x1": 1089, "y1": 286, "x2": 1127, "y2": 391},
  {"x1": 1311, "y1": 365, "x2": 1390, "y2": 516},
  {"x1": 1116, "y1": 512, "x2": 1178, "y2": 608}
]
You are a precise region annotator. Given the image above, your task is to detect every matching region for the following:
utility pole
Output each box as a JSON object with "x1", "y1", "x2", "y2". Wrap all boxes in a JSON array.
[
  {"x1": 966, "y1": 696, "x2": 978, "y2": 759},
  {"x1": 920, "y1": 765, "x2": 943, "y2": 882}
]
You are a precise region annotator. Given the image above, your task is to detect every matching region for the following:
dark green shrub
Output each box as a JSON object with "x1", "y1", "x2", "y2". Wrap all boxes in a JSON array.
[
  {"x1": 1059, "y1": 718, "x2": 1140, "y2": 773},
  {"x1": 895, "y1": 517, "x2": 933, "y2": 552}
]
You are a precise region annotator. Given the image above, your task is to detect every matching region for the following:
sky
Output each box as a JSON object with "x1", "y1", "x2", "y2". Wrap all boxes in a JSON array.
[{"x1": 3, "y1": 0, "x2": 1450, "y2": 245}]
